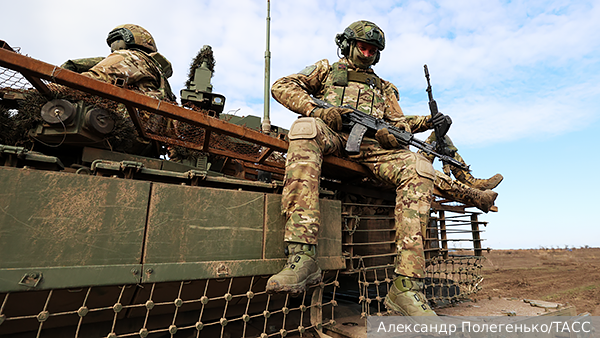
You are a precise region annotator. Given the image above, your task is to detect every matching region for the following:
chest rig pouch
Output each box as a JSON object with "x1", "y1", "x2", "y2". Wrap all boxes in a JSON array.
[
  {"x1": 331, "y1": 62, "x2": 382, "y2": 91},
  {"x1": 331, "y1": 62, "x2": 349, "y2": 86},
  {"x1": 326, "y1": 62, "x2": 386, "y2": 118}
]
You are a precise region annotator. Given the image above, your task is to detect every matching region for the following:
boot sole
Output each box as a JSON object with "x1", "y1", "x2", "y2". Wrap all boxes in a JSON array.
[{"x1": 266, "y1": 270, "x2": 322, "y2": 295}]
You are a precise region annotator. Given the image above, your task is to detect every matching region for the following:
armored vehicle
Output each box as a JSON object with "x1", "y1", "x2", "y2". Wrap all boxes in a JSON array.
[{"x1": 1, "y1": 40, "x2": 494, "y2": 338}]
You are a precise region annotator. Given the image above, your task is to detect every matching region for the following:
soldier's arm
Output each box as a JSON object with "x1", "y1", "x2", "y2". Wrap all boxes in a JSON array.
[
  {"x1": 82, "y1": 50, "x2": 157, "y2": 87},
  {"x1": 61, "y1": 57, "x2": 105, "y2": 73},
  {"x1": 402, "y1": 115, "x2": 432, "y2": 134},
  {"x1": 81, "y1": 52, "x2": 127, "y2": 83},
  {"x1": 271, "y1": 59, "x2": 330, "y2": 116},
  {"x1": 382, "y1": 80, "x2": 431, "y2": 134}
]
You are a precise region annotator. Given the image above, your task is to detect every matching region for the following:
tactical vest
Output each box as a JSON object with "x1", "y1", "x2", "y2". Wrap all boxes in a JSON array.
[
  {"x1": 118, "y1": 49, "x2": 176, "y2": 102},
  {"x1": 144, "y1": 51, "x2": 176, "y2": 102},
  {"x1": 322, "y1": 62, "x2": 386, "y2": 118}
]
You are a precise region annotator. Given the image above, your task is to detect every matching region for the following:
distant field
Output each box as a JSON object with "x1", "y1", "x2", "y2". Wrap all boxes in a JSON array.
[{"x1": 473, "y1": 248, "x2": 600, "y2": 315}]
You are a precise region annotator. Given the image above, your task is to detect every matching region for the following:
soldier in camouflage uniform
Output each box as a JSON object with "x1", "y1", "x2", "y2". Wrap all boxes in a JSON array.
[
  {"x1": 61, "y1": 57, "x2": 105, "y2": 74},
  {"x1": 61, "y1": 24, "x2": 175, "y2": 102},
  {"x1": 61, "y1": 24, "x2": 176, "y2": 157},
  {"x1": 81, "y1": 24, "x2": 176, "y2": 102},
  {"x1": 266, "y1": 20, "x2": 446, "y2": 316},
  {"x1": 421, "y1": 132, "x2": 503, "y2": 191}
]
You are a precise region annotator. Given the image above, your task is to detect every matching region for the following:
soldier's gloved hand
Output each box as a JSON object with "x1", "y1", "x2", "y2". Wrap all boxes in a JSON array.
[
  {"x1": 311, "y1": 107, "x2": 351, "y2": 131},
  {"x1": 375, "y1": 128, "x2": 400, "y2": 149},
  {"x1": 430, "y1": 112, "x2": 452, "y2": 131}
]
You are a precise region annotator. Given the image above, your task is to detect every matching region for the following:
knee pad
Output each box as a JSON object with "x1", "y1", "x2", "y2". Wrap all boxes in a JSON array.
[
  {"x1": 289, "y1": 117, "x2": 317, "y2": 140},
  {"x1": 415, "y1": 153, "x2": 435, "y2": 181}
]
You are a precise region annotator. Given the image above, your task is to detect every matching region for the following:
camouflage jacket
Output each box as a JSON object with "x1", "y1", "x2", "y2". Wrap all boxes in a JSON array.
[
  {"x1": 61, "y1": 57, "x2": 105, "y2": 73},
  {"x1": 271, "y1": 58, "x2": 431, "y2": 133},
  {"x1": 82, "y1": 49, "x2": 176, "y2": 102}
]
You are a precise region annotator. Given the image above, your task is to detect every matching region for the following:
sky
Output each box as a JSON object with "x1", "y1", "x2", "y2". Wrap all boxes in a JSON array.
[{"x1": 2, "y1": 0, "x2": 599, "y2": 249}]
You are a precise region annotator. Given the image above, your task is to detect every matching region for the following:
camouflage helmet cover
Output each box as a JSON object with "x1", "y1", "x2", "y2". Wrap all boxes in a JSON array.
[
  {"x1": 106, "y1": 24, "x2": 157, "y2": 53},
  {"x1": 336, "y1": 20, "x2": 385, "y2": 55}
]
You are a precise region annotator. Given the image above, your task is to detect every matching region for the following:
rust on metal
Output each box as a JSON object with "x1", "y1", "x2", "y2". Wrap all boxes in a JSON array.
[
  {"x1": 0, "y1": 48, "x2": 368, "y2": 177},
  {"x1": 0, "y1": 41, "x2": 52, "y2": 98},
  {"x1": 0, "y1": 48, "x2": 287, "y2": 150},
  {"x1": 257, "y1": 146, "x2": 274, "y2": 164},
  {"x1": 202, "y1": 129, "x2": 212, "y2": 151},
  {"x1": 125, "y1": 104, "x2": 147, "y2": 138}
]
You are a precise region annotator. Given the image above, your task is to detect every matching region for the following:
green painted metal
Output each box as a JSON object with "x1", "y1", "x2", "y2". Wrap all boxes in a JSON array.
[
  {"x1": 141, "y1": 256, "x2": 344, "y2": 283},
  {"x1": 142, "y1": 259, "x2": 285, "y2": 283},
  {"x1": 82, "y1": 147, "x2": 211, "y2": 173},
  {"x1": 144, "y1": 184, "x2": 266, "y2": 263},
  {"x1": 82, "y1": 147, "x2": 164, "y2": 170},
  {"x1": 262, "y1": 0, "x2": 272, "y2": 134},
  {"x1": 142, "y1": 192, "x2": 344, "y2": 283},
  {"x1": 317, "y1": 199, "x2": 343, "y2": 258},
  {"x1": 221, "y1": 114, "x2": 263, "y2": 130},
  {"x1": 264, "y1": 193, "x2": 287, "y2": 260},
  {"x1": 0, "y1": 264, "x2": 142, "y2": 293},
  {"x1": 0, "y1": 162, "x2": 343, "y2": 292},
  {"x1": 0, "y1": 145, "x2": 64, "y2": 170},
  {"x1": 264, "y1": 194, "x2": 342, "y2": 260},
  {"x1": 0, "y1": 167, "x2": 149, "y2": 268},
  {"x1": 0, "y1": 167, "x2": 149, "y2": 291}
]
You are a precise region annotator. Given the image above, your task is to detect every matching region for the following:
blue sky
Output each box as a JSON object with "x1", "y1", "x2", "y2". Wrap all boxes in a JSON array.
[{"x1": 3, "y1": 0, "x2": 599, "y2": 249}]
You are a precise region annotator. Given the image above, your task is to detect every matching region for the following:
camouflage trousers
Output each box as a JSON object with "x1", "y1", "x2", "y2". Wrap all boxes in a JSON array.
[
  {"x1": 420, "y1": 131, "x2": 462, "y2": 176},
  {"x1": 282, "y1": 118, "x2": 435, "y2": 278}
]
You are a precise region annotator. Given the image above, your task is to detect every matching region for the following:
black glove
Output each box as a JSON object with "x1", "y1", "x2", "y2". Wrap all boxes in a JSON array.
[
  {"x1": 431, "y1": 112, "x2": 452, "y2": 135},
  {"x1": 375, "y1": 128, "x2": 400, "y2": 149},
  {"x1": 311, "y1": 107, "x2": 352, "y2": 131}
]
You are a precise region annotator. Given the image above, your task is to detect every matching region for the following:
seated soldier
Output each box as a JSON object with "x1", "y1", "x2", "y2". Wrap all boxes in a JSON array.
[
  {"x1": 61, "y1": 24, "x2": 177, "y2": 157},
  {"x1": 61, "y1": 24, "x2": 175, "y2": 102},
  {"x1": 267, "y1": 20, "x2": 441, "y2": 316},
  {"x1": 421, "y1": 132, "x2": 503, "y2": 191},
  {"x1": 82, "y1": 24, "x2": 176, "y2": 102},
  {"x1": 266, "y1": 21, "x2": 500, "y2": 319}
]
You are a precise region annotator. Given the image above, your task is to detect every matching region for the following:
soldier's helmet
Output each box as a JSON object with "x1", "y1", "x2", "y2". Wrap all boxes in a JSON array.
[
  {"x1": 335, "y1": 20, "x2": 385, "y2": 58},
  {"x1": 106, "y1": 24, "x2": 157, "y2": 53}
]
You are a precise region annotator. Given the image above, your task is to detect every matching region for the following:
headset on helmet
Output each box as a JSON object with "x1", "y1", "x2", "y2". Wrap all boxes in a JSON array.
[
  {"x1": 335, "y1": 20, "x2": 385, "y2": 65},
  {"x1": 106, "y1": 24, "x2": 157, "y2": 53}
]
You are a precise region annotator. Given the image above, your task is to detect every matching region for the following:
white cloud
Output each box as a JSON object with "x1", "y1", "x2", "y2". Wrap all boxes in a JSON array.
[
  {"x1": 2, "y1": 0, "x2": 600, "y2": 250},
  {"x1": 3, "y1": 0, "x2": 600, "y2": 141}
]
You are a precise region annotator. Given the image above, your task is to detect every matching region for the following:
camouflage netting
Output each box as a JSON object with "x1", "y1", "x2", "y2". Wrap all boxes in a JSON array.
[
  {"x1": 1, "y1": 44, "x2": 286, "y2": 171},
  {"x1": 0, "y1": 84, "x2": 158, "y2": 155},
  {"x1": 185, "y1": 45, "x2": 216, "y2": 88},
  {"x1": 0, "y1": 273, "x2": 340, "y2": 338},
  {"x1": 338, "y1": 194, "x2": 485, "y2": 316},
  {"x1": 0, "y1": 101, "x2": 37, "y2": 147}
]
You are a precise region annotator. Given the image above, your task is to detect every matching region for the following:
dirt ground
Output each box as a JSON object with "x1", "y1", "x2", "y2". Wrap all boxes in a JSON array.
[{"x1": 471, "y1": 248, "x2": 600, "y2": 316}]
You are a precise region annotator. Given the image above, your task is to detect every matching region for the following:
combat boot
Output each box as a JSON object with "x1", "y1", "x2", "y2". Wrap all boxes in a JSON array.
[
  {"x1": 448, "y1": 181, "x2": 498, "y2": 213},
  {"x1": 266, "y1": 243, "x2": 321, "y2": 295},
  {"x1": 452, "y1": 167, "x2": 503, "y2": 191},
  {"x1": 384, "y1": 276, "x2": 437, "y2": 316}
]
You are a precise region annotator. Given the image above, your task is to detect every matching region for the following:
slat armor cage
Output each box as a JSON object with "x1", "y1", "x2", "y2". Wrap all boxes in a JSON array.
[{"x1": 1, "y1": 43, "x2": 487, "y2": 338}]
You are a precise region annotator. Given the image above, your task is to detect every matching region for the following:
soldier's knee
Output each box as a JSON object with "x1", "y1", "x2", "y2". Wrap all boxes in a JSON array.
[
  {"x1": 289, "y1": 117, "x2": 318, "y2": 140},
  {"x1": 415, "y1": 153, "x2": 435, "y2": 181}
]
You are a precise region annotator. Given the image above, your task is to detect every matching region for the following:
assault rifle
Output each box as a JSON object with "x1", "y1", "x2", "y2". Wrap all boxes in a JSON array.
[
  {"x1": 424, "y1": 64, "x2": 454, "y2": 161},
  {"x1": 312, "y1": 98, "x2": 469, "y2": 170}
]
